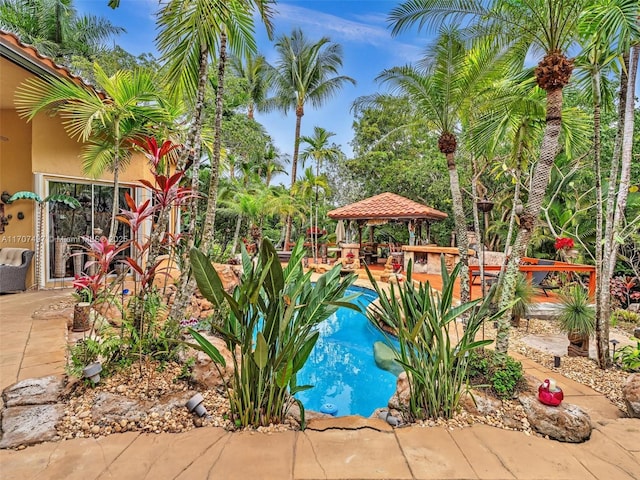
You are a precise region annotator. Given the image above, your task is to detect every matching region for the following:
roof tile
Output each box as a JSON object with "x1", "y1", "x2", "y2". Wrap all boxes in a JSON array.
[{"x1": 328, "y1": 192, "x2": 448, "y2": 221}]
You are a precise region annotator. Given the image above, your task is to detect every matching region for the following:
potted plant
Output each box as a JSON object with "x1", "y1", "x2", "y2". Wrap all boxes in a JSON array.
[
  {"x1": 557, "y1": 285, "x2": 595, "y2": 357},
  {"x1": 71, "y1": 274, "x2": 99, "y2": 332}
]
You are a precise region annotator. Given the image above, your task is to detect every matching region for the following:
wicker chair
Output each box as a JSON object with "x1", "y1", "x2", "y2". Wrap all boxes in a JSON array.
[{"x1": 0, "y1": 248, "x2": 34, "y2": 293}]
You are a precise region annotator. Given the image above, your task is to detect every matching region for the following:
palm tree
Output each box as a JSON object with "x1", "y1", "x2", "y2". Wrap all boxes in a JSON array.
[
  {"x1": 156, "y1": 0, "x2": 273, "y2": 323},
  {"x1": 228, "y1": 52, "x2": 269, "y2": 120},
  {"x1": 266, "y1": 28, "x2": 355, "y2": 249},
  {"x1": 378, "y1": 29, "x2": 506, "y2": 303},
  {"x1": 0, "y1": 0, "x2": 124, "y2": 61},
  {"x1": 579, "y1": 0, "x2": 640, "y2": 367},
  {"x1": 300, "y1": 127, "x2": 341, "y2": 261},
  {"x1": 15, "y1": 63, "x2": 173, "y2": 243},
  {"x1": 390, "y1": 0, "x2": 586, "y2": 354}
]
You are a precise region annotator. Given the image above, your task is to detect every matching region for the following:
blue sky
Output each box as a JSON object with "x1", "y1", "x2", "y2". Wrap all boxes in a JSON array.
[{"x1": 74, "y1": 0, "x2": 429, "y2": 164}]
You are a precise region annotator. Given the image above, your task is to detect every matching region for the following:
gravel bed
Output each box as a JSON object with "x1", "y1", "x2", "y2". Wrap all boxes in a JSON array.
[
  {"x1": 484, "y1": 318, "x2": 631, "y2": 412},
  {"x1": 57, "y1": 361, "x2": 235, "y2": 440}
]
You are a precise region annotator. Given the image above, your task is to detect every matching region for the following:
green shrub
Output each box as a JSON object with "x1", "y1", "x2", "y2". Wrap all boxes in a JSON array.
[
  {"x1": 366, "y1": 258, "x2": 510, "y2": 420},
  {"x1": 491, "y1": 355, "x2": 523, "y2": 398},
  {"x1": 189, "y1": 238, "x2": 358, "y2": 428},
  {"x1": 611, "y1": 309, "x2": 640, "y2": 327},
  {"x1": 557, "y1": 285, "x2": 595, "y2": 337},
  {"x1": 466, "y1": 349, "x2": 524, "y2": 398},
  {"x1": 615, "y1": 341, "x2": 640, "y2": 372}
]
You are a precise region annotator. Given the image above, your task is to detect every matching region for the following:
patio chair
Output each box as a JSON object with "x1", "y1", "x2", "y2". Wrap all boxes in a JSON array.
[
  {"x1": 0, "y1": 248, "x2": 34, "y2": 293},
  {"x1": 531, "y1": 259, "x2": 560, "y2": 297}
]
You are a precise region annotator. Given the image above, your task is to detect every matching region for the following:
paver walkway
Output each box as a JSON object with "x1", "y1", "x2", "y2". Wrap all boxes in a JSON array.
[{"x1": 1, "y1": 290, "x2": 639, "y2": 480}]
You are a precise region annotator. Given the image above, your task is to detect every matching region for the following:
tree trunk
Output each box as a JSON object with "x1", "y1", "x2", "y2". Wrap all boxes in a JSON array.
[
  {"x1": 201, "y1": 31, "x2": 228, "y2": 254},
  {"x1": 231, "y1": 214, "x2": 242, "y2": 255},
  {"x1": 608, "y1": 45, "x2": 638, "y2": 277},
  {"x1": 445, "y1": 152, "x2": 470, "y2": 304},
  {"x1": 591, "y1": 67, "x2": 605, "y2": 368},
  {"x1": 496, "y1": 86, "x2": 565, "y2": 355},
  {"x1": 169, "y1": 44, "x2": 209, "y2": 324},
  {"x1": 496, "y1": 170, "x2": 521, "y2": 294},
  {"x1": 284, "y1": 106, "x2": 304, "y2": 250},
  {"x1": 598, "y1": 45, "x2": 639, "y2": 368},
  {"x1": 108, "y1": 158, "x2": 120, "y2": 244}
]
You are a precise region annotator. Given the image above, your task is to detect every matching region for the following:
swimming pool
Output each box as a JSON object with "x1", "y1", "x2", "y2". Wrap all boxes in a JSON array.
[{"x1": 295, "y1": 285, "x2": 398, "y2": 417}]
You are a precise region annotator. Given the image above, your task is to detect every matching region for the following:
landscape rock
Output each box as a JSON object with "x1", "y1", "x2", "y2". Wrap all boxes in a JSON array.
[
  {"x1": 622, "y1": 373, "x2": 640, "y2": 418},
  {"x1": 213, "y1": 263, "x2": 240, "y2": 292},
  {"x1": 91, "y1": 392, "x2": 150, "y2": 423},
  {"x1": 388, "y1": 371, "x2": 410, "y2": 410},
  {"x1": 628, "y1": 303, "x2": 639, "y2": 313},
  {"x1": 460, "y1": 390, "x2": 503, "y2": 416},
  {"x1": 2, "y1": 375, "x2": 65, "y2": 407},
  {"x1": 519, "y1": 393, "x2": 592, "y2": 443},
  {"x1": 179, "y1": 333, "x2": 236, "y2": 388},
  {"x1": 0, "y1": 404, "x2": 65, "y2": 448},
  {"x1": 373, "y1": 341, "x2": 403, "y2": 376}
]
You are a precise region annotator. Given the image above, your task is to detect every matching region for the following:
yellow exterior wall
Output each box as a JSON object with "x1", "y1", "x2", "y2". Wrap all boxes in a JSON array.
[
  {"x1": 31, "y1": 114, "x2": 150, "y2": 182},
  {"x1": 0, "y1": 109, "x2": 36, "y2": 286}
]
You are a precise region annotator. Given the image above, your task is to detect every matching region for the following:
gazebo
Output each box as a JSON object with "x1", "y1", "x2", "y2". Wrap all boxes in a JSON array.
[{"x1": 327, "y1": 192, "x2": 448, "y2": 267}]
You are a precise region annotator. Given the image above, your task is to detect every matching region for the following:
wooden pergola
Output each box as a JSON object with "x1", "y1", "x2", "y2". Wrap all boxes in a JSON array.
[{"x1": 327, "y1": 192, "x2": 448, "y2": 247}]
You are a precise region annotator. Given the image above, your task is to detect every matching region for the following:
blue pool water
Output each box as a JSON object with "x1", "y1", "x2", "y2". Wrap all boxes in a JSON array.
[{"x1": 296, "y1": 286, "x2": 398, "y2": 417}]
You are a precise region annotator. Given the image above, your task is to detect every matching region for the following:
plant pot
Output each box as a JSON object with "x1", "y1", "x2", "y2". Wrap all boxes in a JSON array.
[
  {"x1": 186, "y1": 393, "x2": 207, "y2": 417},
  {"x1": 83, "y1": 362, "x2": 102, "y2": 384},
  {"x1": 73, "y1": 302, "x2": 92, "y2": 332},
  {"x1": 53, "y1": 238, "x2": 68, "y2": 278},
  {"x1": 567, "y1": 332, "x2": 589, "y2": 357},
  {"x1": 72, "y1": 250, "x2": 84, "y2": 276}
]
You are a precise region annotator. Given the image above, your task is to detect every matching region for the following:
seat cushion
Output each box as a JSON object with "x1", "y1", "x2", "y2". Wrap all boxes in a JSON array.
[{"x1": 0, "y1": 248, "x2": 28, "y2": 266}]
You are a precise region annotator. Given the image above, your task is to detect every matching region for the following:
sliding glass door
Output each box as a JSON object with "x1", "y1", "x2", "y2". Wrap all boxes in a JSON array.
[{"x1": 48, "y1": 180, "x2": 131, "y2": 279}]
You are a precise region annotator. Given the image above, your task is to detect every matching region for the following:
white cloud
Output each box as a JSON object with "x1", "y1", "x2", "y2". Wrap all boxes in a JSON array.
[{"x1": 272, "y1": 3, "x2": 421, "y2": 61}]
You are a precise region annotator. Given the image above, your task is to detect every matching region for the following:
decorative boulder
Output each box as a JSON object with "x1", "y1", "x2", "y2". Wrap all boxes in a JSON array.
[
  {"x1": 0, "y1": 404, "x2": 64, "y2": 449},
  {"x1": 2, "y1": 375, "x2": 64, "y2": 407},
  {"x1": 460, "y1": 389, "x2": 503, "y2": 416},
  {"x1": 519, "y1": 394, "x2": 592, "y2": 443},
  {"x1": 179, "y1": 333, "x2": 236, "y2": 388},
  {"x1": 373, "y1": 342, "x2": 403, "y2": 376},
  {"x1": 622, "y1": 373, "x2": 640, "y2": 418},
  {"x1": 388, "y1": 371, "x2": 411, "y2": 410}
]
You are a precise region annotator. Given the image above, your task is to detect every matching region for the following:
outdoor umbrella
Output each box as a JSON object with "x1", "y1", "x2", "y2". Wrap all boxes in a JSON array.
[{"x1": 335, "y1": 220, "x2": 346, "y2": 244}]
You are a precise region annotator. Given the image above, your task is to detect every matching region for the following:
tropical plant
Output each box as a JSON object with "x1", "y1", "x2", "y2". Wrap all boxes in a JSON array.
[
  {"x1": 228, "y1": 52, "x2": 270, "y2": 120},
  {"x1": 189, "y1": 238, "x2": 358, "y2": 428},
  {"x1": 300, "y1": 126, "x2": 341, "y2": 262},
  {"x1": 377, "y1": 28, "x2": 507, "y2": 303},
  {"x1": 557, "y1": 285, "x2": 596, "y2": 338},
  {"x1": 266, "y1": 28, "x2": 355, "y2": 249},
  {"x1": 365, "y1": 258, "x2": 509, "y2": 420},
  {"x1": 7, "y1": 191, "x2": 80, "y2": 289},
  {"x1": 15, "y1": 63, "x2": 174, "y2": 243},
  {"x1": 497, "y1": 273, "x2": 534, "y2": 327},
  {"x1": 390, "y1": 0, "x2": 590, "y2": 355},
  {"x1": 158, "y1": 0, "x2": 274, "y2": 326},
  {"x1": 614, "y1": 341, "x2": 640, "y2": 372},
  {"x1": 466, "y1": 349, "x2": 524, "y2": 399},
  {"x1": 0, "y1": 0, "x2": 124, "y2": 61}
]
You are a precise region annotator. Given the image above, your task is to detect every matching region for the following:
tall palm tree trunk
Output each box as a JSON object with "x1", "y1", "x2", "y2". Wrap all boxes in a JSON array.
[
  {"x1": 284, "y1": 109, "x2": 303, "y2": 250},
  {"x1": 599, "y1": 50, "x2": 631, "y2": 367},
  {"x1": 108, "y1": 158, "x2": 120, "y2": 244},
  {"x1": 169, "y1": 44, "x2": 209, "y2": 324},
  {"x1": 231, "y1": 214, "x2": 242, "y2": 255},
  {"x1": 592, "y1": 69, "x2": 606, "y2": 368},
  {"x1": 607, "y1": 45, "x2": 638, "y2": 277},
  {"x1": 201, "y1": 31, "x2": 228, "y2": 254},
  {"x1": 445, "y1": 151, "x2": 470, "y2": 303},
  {"x1": 496, "y1": 86, "x2": 565, "y2": 354}
]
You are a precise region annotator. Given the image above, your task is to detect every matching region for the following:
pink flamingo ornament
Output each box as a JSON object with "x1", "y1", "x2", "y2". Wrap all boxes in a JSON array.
[{"x1": 538, "y1": 378, "x2": 564, "y2": 406}]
